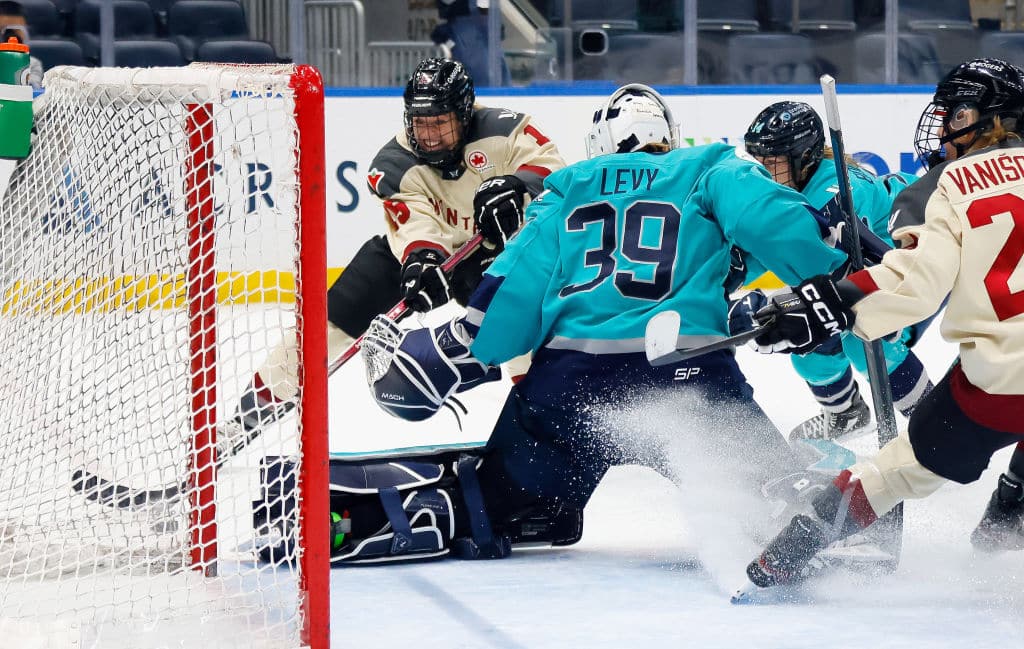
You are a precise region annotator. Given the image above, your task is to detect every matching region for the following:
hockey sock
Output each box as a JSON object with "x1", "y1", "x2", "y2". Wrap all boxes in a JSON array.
[
  {"x1": 808, "y1": 367, "x2": 858, "y2": 413},
  {"x1": 886, "y1": 353, "x2": 932, "y2": 417}
]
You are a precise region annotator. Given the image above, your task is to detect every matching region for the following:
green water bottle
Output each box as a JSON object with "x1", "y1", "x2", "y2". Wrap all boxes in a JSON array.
[{"x1": 0, "y1": 37, "x2": 33, "y2": 160}]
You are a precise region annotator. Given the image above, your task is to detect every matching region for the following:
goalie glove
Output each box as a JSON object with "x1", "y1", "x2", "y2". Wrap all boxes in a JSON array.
[
  {"x1": 362, "y1": 315, "x2": 501, "y2": 422},
  {"x1": 401, "y1": 247, "x2": 450, "y2": 312},
  {"x1": 473, "y1": 175, "x2": 528, "y2": 250},
  {"x1": 751, "y1": 276, "x2": 854, "y2": 355}
]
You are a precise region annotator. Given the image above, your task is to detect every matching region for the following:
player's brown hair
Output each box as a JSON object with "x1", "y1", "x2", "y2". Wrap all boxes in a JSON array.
[
  {"x1": 971, "y1": 116, "x2": 1023, "y2": 152},
  {"x1": 638, "y1": 142, "x2": 672, "y2": 154}
]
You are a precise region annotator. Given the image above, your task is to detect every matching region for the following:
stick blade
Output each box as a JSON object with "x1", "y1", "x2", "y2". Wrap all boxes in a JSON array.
[{"x1": 645, "y1": 310, "x2": 681, "y2": 366}]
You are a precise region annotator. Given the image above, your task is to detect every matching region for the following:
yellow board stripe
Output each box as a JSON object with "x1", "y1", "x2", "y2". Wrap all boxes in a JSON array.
[
  {"x1": 2, "y1": 267, "x2": 779, "y2": 314},
  {"x1": 2, "y1": 268, "x2": 347, "y2": 314}
]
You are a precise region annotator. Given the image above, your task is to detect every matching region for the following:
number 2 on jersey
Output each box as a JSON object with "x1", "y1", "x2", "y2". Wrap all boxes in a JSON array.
[
  {"x1": 559, "y1": 200, "x2": 680, "y2": 300},
  {"x1": 966, "y1": 192, "x2": 1024, "y2": 321}
]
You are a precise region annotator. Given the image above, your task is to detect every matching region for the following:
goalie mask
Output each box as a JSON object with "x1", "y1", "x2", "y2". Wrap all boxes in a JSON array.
[
  {"x1": 744, "y1": 101, "x2": 824, "y2": 190},
  {"x1": 404, "y1": 58, "x2": 476, "y2": 171},
  {"x1": 586, "y1": 84, "x2": 679, "y2": 159},
  {"x1": 915, "y1": 58, "x2": 1024, "y2": 169}
]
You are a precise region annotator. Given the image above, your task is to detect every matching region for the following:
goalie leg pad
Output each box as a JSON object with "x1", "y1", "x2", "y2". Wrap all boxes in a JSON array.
[
  {"x1": 334, "y1": 487, "x2": 455, "y2": 564},
  {"x1": 328, "y1": 459, "x2": 456, "y2": 564},
  {"x1": 252, "y1": 456, "x2": 456, "y2": 565}
]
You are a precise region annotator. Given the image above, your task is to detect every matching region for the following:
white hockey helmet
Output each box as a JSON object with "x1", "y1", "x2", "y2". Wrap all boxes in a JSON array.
[{"x1": 586, "y1": 84, "x2": 680, "y2": 159}]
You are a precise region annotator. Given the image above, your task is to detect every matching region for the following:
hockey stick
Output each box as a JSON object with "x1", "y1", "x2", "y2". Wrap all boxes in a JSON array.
[
  {"x1": 326, "y1": 232, "x2": 486, "y2": 375},
  {"x1": 644, "y1": 310, "x2": 771, "y2": 366},
  {"x1": 72, "y1": 233, "x2": 487, "y2": 509},
  {"x1": 821, "y1": 75, "x2": 903, "y2": 562}
]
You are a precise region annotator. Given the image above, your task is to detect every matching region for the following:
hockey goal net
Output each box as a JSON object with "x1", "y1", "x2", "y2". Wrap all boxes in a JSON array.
[{"x1": 0, "y1": 64, "x2": 328, "y2": 648}]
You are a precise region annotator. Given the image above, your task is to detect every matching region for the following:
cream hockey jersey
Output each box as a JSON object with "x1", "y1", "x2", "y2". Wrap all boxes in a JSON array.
[
  {"x1": 842, "y1": 140, "x2": 1024, "y2": 409},
  {"x1": 365, "y1": 106, "x2": 565, "y2": 263}
]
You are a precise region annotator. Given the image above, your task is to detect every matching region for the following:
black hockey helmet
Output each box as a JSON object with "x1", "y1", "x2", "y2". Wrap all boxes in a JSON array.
[
  {"x1": 744, "y1": 101, "x2": 824, "y2": 190},
  {"x1": 915, "y1": 58, "x2": 1024, "y2": 169},
  {"x1": 403, "y1": 58, "x2": 475, "y2": 170}
]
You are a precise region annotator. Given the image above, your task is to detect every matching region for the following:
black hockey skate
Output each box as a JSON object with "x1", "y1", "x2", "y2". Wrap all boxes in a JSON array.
[
  {"x1": 971, "y1": 473, "x2": 1024, "y2": 553},
  {"x1": 789, "y1": 394, "x2": 874, "y2": 442},
  {"x1": 746, "y1": 514, "x2": 829, "y2": 588}
]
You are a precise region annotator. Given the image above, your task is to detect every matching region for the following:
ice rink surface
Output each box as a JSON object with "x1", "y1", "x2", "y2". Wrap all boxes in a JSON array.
[{"x1": 326, "y1": 312, "x2": 1024, "y2": 649}]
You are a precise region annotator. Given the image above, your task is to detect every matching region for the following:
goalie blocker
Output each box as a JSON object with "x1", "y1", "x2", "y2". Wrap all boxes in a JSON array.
[{"x1": 252, "y1": 446, "x2": 584, "y2": 565}]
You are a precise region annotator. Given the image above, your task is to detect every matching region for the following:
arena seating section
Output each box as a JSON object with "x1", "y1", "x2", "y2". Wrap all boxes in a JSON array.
[
  {"x1": 20, "y1": 0, "x2": 281, "y2": 70},
  {"x1": 533, "y1": 0, "x2": 989, "y2": 84},
  {"x1": 17, "y1": 0, "x2": 1007, "y2": 83}
]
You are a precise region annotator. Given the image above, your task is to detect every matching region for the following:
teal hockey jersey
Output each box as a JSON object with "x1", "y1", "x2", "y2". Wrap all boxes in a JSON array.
[{"x1": 465, "y1": 143, "x2": 848, "y2": 366}]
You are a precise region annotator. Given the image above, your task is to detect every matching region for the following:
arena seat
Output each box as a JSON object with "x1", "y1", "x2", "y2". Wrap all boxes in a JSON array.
[
  {"x1": 167, "y1": 0, "x2": 249, "y2": 61},
  {"x1": 18, "y1": 0, "x2": 63, "y2": 37},
  {"x1": 602, "y1": 31, "x2": 686, "y2": 85},
  {"x1": 980, "y1": 32, "x2": 1024, "y2": 68},
  {"x1": 546, "y1": 0, "x2": 638, "y2": 30},
  {"x1": 112, "y1": 39, "x2": 184, "y2": 66},
  {"x1": 767, "y1": 0, "x2": 856, "y2": 32},
  {"x1": 726, "y1": 33, "x2": 817, "y2": 84},
  {"x1": 195, "y1": 39, "x2": 279, "y2": 64},
  {"x1": 899, "y1": 0, "x2": 974, "y2": 31},
  {"x1": 695, "y1": 0, "x2": 760, "y2": 32},
  {"x1": 28, "y1": 37, "x2": 85, "y2": 70},
  {"x1": 853, "y1": 31, "x2": 942, "y2": 84},
  {"x1": 74, "y1": 0, "x2": 156, "y2": 62}
]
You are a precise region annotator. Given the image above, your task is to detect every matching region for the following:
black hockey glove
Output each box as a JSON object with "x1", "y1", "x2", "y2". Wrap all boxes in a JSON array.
[
  {"x1": 751, "y1": 275, "x2": 854, "y2": 355},
  {"x1": 473, "y1": 175, "x2": 528, "y2": 251},
  {"x1": 401, "y1": 247, "x2": 450, "y2": 312}
]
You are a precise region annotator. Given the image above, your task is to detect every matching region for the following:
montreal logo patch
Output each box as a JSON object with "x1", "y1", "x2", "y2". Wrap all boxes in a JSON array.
[{"x1": 467, "y1": 150, "x2": 490, "y2": 170}]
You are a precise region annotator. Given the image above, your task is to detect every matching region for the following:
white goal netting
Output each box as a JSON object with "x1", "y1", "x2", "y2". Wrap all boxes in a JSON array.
[{"x1": 0, "y1": 64, "x2": 327, "y2": 649}]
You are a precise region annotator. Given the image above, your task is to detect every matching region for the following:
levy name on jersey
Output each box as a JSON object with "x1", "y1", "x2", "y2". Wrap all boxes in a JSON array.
[{"x1": 598, "y1": 167, "x2": 659, "y2": 195}]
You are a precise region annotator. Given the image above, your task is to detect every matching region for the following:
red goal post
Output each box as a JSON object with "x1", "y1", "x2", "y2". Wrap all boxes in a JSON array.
[{"x1": 0, "y1": 63, "x2": 329, "y2": 648}]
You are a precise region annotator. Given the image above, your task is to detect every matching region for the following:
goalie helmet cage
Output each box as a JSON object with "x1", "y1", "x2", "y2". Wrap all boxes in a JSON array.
[{"x1": 0, "y1": 64, "x2": 329, "y2": 648}]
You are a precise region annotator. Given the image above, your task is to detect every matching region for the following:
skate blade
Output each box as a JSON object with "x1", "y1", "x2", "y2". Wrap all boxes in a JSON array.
[
  {"x1": 730, "y1": 578, "x2": 812, "y2": 605},
  {"x1": 834, "y1": 422, "x2": 877, "y2": 444},
  {"x1": 730, "y1": 580, "x2": 762, "y2": 605}
]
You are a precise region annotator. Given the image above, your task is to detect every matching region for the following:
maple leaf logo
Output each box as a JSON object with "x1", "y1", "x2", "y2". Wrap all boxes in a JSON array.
[
  {"x1": 467, "y1": 151, "x2": 488, "y2": 169},
  {"x1": 367, "y1": 168, "x2": 384, "y2": 193}
]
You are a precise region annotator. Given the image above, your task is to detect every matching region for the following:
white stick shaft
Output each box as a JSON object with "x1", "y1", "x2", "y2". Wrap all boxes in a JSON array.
[{"x1": 820, "y1": 75, "x2": 841, "y2": 132}]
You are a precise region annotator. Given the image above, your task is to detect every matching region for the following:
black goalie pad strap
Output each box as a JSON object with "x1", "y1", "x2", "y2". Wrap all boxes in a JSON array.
[
  {"x1": 451, "y1": 454, "x2": 510, "y2": 560},
  {"x1": 379, "y1": 487, "x2": 415, "y2": 555}
]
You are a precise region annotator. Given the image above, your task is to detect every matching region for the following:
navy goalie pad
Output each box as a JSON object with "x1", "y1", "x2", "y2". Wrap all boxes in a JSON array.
[
  {"x1": 362, "y1": 315, "x2": 501, "y2": 421},
  {"x1": 253, "y1": 450, "x2": 585, "y2": 565},
  {"x1": 253, "y1": 455, "x2": 457, "y2": 565},
  {"x1": 329, "y1": 459, "x2": 457, "y2": 564}
]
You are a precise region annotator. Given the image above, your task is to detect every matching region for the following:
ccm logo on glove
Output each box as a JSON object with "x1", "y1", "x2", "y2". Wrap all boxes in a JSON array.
[{"x1": 799, "y1": 282, "x2": 843, "y2": 338}]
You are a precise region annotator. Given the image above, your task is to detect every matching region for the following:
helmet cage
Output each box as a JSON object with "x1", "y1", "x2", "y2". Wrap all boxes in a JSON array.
[
  {"x1": 915, "y1": 58, "x2": 1024, "y2": 169},
  {"x1": 586, "y1": 84, "x2": 680, "y2": 159},
  {"x1": 913, "y1": 101, "x2": 946, "y2": 169},
  {"x1": 403, "y1": 59, "x2": 475, "y2": 169}
]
